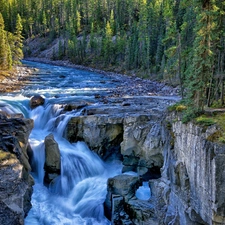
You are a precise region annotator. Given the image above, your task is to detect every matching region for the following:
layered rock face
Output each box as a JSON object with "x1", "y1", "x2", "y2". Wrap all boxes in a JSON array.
[
  {"x1": 65, "y1": 96, "x2": 170, "y2": 177},
  {"x1": 0, "y1": 112, "x2": 34, "y2": 225},
  {"x1": 151, "y1": 113, "x2": 225, "y2": 225}
]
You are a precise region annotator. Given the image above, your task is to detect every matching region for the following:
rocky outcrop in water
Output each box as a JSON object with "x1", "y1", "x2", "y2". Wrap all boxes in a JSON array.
[
  {"x1": 0, "y1": 112, "x2": 34, "y2": 225},
  {"x1": 105, "y1": 174, "x2": 158, "y2": 225},
  {"x1": 44, "y1": 133, "x2": 61, "y2": 184},
  {"x1": 30, "y1": 94, "x2": 45, "y2": 109},
  {"x1": 65, "y1": 96, "x2": 172, "y2": 176},
  {"x1": 64, "y1": 96, "x2": 176, "y2": 224}
]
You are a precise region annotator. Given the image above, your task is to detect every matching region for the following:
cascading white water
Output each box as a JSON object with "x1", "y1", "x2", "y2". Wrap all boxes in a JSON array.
[
  {"x1": 0, "y1": 94, "x2": 122, "y2": 225},
  {"x1": 23, "y1": 101, "x2": 123, "y2": 225}
]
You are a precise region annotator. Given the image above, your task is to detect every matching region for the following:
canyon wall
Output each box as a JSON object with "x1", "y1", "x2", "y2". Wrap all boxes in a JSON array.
[
  {"x1": 151, "y1": 113, "x2": 225, "y2": 225},
  {"x1": 65, "y1": 108, "x2": 225, "y2": 225}
]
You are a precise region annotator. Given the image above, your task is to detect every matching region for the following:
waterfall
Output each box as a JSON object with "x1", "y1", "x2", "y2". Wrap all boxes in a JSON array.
[
  {"x1": 24, "y1": 102, "x2": 122, "y2": 225},
  {"x1": 0, "y1": 97, "x2": 122, "y2": 225}
]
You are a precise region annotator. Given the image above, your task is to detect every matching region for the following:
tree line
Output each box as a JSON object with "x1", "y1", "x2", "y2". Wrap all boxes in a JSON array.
[
  {"x1": 0, "y1": 11, "x2": 23, "y2": 70},
  {"x1": 1, "y1": 0, "x2": 225, "y2": 113}
]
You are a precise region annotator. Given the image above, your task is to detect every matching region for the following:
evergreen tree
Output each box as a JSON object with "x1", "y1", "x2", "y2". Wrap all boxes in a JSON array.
[
  {"x1": 186, "y1": 0, "x2": 217, "y2": 111},
  {"x1": 0, "y1": 13, "x2": 11, "y2": 69},
  {"x1": 13, "y1": 13, "x2": 23, "y2": 64}
]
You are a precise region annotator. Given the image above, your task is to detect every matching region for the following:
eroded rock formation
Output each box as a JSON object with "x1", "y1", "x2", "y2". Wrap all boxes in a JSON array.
[
  {"x1": 65, "y1": 101, "x2": 225, "y2": 225},
  {"x1": 0, "y1": 112, "x2": 34, "y2": 225}
]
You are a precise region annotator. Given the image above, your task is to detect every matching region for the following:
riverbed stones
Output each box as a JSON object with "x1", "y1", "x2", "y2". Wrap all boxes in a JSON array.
[
  {"x1": 0, "y1": 112, "x2": 34, "y2": 225},
  {"x1": 44, "y1": 133, "x2": 61, "y2": 183}
]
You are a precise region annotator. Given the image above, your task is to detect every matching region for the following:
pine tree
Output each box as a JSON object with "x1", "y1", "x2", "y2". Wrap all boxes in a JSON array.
[
  {"x1": 0, "y1": 13, "x2": 9, "y2": 69},
  {"x1": 13, "y1": 13, "x2": 23, "y2": 65},
  {"x1": 186, "y1": 0, "x2": 217, "y2": 111},
  {"x1": 102, "y1": 21, "x2": 113, "y2": 64}
]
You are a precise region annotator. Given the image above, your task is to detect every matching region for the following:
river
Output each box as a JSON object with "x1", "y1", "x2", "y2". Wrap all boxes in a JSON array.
[
  {"x1": 0, "y1": 60, "x2": 127, "y2": 225},
  {"x1": 0, "y1": 60, "x2": 154, "y2": 225}
]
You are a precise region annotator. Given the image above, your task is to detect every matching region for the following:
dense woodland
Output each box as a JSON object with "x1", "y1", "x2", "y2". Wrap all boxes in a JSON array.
[{"x1": 0, "y1": 0, "x2": 225, "y2": 116}]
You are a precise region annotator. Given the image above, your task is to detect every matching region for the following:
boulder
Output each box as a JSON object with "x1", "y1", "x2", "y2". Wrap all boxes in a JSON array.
[
  {"x1": 44, "y1": 133, "x2": 61, "y2": 183},
  {"x1": 30, "y1": 94, "x2": 45, "y2": 109},
  {"x1": 105, "y1": 174, "x2": 142, "y2": 222},
  {"x1": 105, "y1": 174, "x2": 158, "y2": 224}
]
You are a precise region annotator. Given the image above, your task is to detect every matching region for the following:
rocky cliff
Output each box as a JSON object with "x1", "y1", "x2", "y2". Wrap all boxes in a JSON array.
[
  {"x1": 0, "y1": 112, "x2": 34, "y2": 225},
  {"x1": 151, "y1": 113, "x2": 225, "y2": 225},
  {"x1": 65, "y1": 101, "x2": 225, "y2": 225}
]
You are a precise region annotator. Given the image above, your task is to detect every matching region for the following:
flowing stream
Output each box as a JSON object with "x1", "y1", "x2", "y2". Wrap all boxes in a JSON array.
[{"x1": 0, "y1": 61, "x2": 124, "y2": 225}]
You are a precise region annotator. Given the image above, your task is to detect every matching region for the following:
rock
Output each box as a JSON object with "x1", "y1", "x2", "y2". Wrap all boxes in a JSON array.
[
  {"x1": 127, "y1": 199, "x2": 157, "y2": 225},
  {"x1": 65, "y1": 100, "x2": 168, "y2": 176},
  {"x1": 63, "y1": 103, "x2": 88, "y2": 111},
  {"x1": 65, "y1": 115, "x2": 124, "y2": 160},
  {"x1": 149, "y1": 113, "x2": 225, "y2": 225},
  {"x1": 44, "y1": 133, "x2": 61, "y2": 184},
  {"x1": 105, "y1": 174, "x2": 142, "y2": 222},
  {"x1": 0, "y1": 112, "x2": 34, "y2": 225},
  {"x1": 121, "y1": 114, "x2": 164, "y2": 179},
  {"x1": 30, "y1": 94, "x2": 45, "y2": 109},
  {"x1": 105, "y1": 174, "x2": 158, "y2": 224}
]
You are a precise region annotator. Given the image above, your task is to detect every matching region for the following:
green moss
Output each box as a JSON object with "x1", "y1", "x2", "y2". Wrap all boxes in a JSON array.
[
  {"x1": 195, "y1": 116, "x2": 216, "y2": 126},
  {"x1": 195, "y1": 113, "x2": 225, "y2": 143},
  {"x1": 207, "y1": 130, "x2": 223, "y2": 142},
  {"x1": 0, "y1": 150, "x2": 11, "y2": 162},
  {"x1": 168, "y1": 103, "x2": 187, "y2": 112}
]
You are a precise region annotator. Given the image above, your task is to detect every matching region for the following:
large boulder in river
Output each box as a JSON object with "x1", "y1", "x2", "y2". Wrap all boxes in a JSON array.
[
  {"x1": 30, "y1": 94, "x2": 45, "y2": 109},
  {"x1": 0, "y1": 111, "x2": 34, "y2": 225},
  {"x1": 44, "y1": 133, "x2": 61, "y2": 184}
]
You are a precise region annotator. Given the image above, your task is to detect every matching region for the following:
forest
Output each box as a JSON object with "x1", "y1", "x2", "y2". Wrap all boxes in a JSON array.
[{"x1": 0, "y1": 0, "x2": 225, "y2": 116}]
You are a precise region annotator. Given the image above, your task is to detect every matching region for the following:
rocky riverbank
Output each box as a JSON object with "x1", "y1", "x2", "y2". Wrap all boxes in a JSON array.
[{"x1": 0, "y1": 66, "x2": 35, "y2": 93}]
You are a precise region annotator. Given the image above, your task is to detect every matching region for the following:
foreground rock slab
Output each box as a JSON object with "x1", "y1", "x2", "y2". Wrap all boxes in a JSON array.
[{"x1": 0, "y1": 112, "x2": 34, "y2": 225}]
